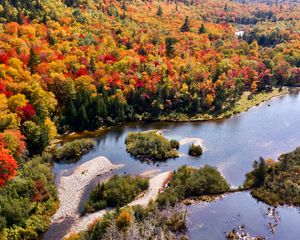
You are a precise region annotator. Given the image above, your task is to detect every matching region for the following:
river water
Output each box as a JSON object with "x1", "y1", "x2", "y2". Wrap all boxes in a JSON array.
[{"x1": 53, "y1": 93, "x2": 300, "y2": 239}]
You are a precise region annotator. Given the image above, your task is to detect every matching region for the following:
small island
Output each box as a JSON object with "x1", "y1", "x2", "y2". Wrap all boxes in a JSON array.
[
  {"x1": 125, "y1": 131, "x2": 179, "y2": 161},
  {"x1": 84, "y1": 175, "x2": 149, "y2": 213},
  {"x1": 53, "y1": 138, "x2": 96, "y2": 162},
  {"x1": 157, "y1": 165, "x2": 230, "y2": 206},
  {"x1": 188, "y1": 144, "x2": 203, "y2": 156},
  {"x1": 244, "y1": 147, "x2": 300, "y2": 206}
]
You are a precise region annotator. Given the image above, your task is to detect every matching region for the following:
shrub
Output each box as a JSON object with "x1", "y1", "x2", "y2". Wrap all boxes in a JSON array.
[
  {"x1": 157, "y1": 165, "x2": 230, "y2": 207},
  {"x1": 116, "y1": 210, "x2": 132, "y2": 230},
  {"x1": 125, "y1": 131, "x2": 179, "y2": 161},
  {"x1": 53, "y1": 138, "x2": 95, "y2": 162},
  {"x1": 170, "y1": 139, "x2": 180, "y2": 149},
  {"x1": 84, "y1": 175, "x2": 149, "y2": 213},
  {"x1": 188, "y1": 144, "x2": 203, "y2": 156}
]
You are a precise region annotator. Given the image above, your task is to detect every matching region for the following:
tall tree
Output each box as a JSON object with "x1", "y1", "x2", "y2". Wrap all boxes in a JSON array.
[
  {"x1": 180, "y1": 16, "x2": 190, "y2": 32},
  {"x1": 198, "y1": 23, "x2": 207, "y2": 34},
  {"x1": 28, "y1": 48, "x2": 40, "y2": 74},
  {"x1": 157, "y1": 6, "x2": 163, "y2": 16},
  {"x1": 0, "y1": 148, "x2": 18, "y2": 187}
]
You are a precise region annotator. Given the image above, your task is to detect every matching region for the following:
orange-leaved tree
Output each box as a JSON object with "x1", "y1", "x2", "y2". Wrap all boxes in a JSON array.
[{"x1": 0, "y1": 148, "x2": 18, "y2": 187}]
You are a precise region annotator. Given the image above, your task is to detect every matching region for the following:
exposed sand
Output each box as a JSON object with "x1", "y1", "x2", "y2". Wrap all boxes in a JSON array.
[
  {"x1": 52, "y1": 156, "x2": 123, "y2": 223},
  {"x1": 45, "y1": 157, "x2": 123, "y2": 240},
  {"x1": 129, "y1": 171, "x2": 172, "y2": 206},
  {"x1": 65, "y1": 171, "x2": 172, "y2": 238},
  {"x1": 180, "y1": 137, "x2": 205, "y2": 150}
]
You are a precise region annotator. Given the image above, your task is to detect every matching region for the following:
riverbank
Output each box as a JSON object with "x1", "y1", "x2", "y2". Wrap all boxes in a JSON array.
[
  {"x1": 159, "y1": 88, "x2": 288, "y2": 122},
  {"x1": 44, "y1": 157, "x2": 123, "y2": 240},
  {"x1": 59, "y1": 88, "x2": 288, "y2": 143}
]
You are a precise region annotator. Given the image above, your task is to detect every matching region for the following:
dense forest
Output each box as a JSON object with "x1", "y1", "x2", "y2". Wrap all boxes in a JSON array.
[{"x1": 0, "y1": 0, "x2": 300, "y2": 239}]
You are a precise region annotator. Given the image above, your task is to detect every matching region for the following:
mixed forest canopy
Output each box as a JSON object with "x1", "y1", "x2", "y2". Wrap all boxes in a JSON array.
[
  {"x1": 0, "y1": 0, "x2": 300, "y2": 239},
  {"x1": 0, "y1": 0, "x2": 299, "y2": 159}
]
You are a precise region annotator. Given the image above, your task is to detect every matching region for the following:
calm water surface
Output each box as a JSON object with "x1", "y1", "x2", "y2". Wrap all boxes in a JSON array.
[{"x1": 53, "y1": 93, "x2": 300, "y2": 239}]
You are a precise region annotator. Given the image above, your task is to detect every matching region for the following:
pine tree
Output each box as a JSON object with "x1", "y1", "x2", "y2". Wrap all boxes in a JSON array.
[
  {"x1": 67, "y1": 101, "x2": 77, "y2": 129},
  {"x1": 180, "y1": 16, "x2": 190, "y2": 32},
  {"x1": 157, "y1": 6, "x2": 163, "y2": 17},
  {"x1": 165, "y1": 37, "x2": 177, "y2": 57},
  {"x1": 89, "y1": 57, "x2": 96, "y2": 73},
  {"x1": 121, "y1": 1, "x2": 127, "y2": 11},
  {"x1": 77, "y1": 105, "x2": 89, "y2": 131},
  {"x1": 224, "y1": 3, "x2": 229, "y2": 12},
  {"x1": 28, "y1": 48, "x2": 40, "y2": 74},
  {"x1": 198, "y1": 23, "x2": 207, "y2": 34}
]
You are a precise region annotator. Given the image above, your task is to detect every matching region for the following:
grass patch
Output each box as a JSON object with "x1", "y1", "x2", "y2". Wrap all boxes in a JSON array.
[{"x1": 125, "y1": 131, "x2": 179, "y2": 161}]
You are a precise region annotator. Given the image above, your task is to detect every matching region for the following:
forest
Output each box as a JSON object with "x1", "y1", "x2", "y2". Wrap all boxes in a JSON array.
[{"x1": 0, "y1": 0, "x2": 300, "y2": 239}]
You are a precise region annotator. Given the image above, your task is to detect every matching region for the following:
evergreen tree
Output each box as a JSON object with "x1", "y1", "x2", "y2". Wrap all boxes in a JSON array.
[
  {"x1": 76, "y1": 105, "x2": 89, "y2": 131},
  {"x1": 180, "y1": 16, "x2": 190, "y2": 32},
  {"x1": 198, "y1": 23, "x2": 207, "y2": 34},
  {"x1": 121, "y1": 1, "x2": 127, "y2": 11},
  {"x1": 254, "y1": 157, "x2": 267, "y2": 187},
  {"x1": 165, "y1": 37, "x2": 177, "y2": 57},
  {"x1": 66, "y1": 101, "x2": 77, "y2": 129},
  {"x1": 224, "y1": 3, "x2": 229, "y2": 12},
  {"x1": 157, "y1": 6, "x2": 163, "y2": 17},
  {"x1": 28, "y1": 47, "x2": 40, "y2": 74},
  {"x1": 17, "y1": 12, "x2": 23, "y2": 24},
  {"x1": 89, "y1": 57, "x2": 96, "y2": 73}
]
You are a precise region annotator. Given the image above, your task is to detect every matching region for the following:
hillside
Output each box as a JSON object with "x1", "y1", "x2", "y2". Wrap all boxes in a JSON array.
[{"x1": 0, "y1": 0, "x2": 300, "y2": 239}]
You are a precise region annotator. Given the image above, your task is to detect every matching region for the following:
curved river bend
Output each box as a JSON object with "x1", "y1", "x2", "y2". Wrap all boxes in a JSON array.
[{"x1": 53, "y1": 93, "x2": 300, "y2": 239}]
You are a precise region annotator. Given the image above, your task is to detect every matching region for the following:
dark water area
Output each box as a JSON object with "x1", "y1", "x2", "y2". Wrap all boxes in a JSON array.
[
  {"x1": 52, "y1": 93, "x2": 300, "y2": 239},
  {"x1": 187, "y1": 192, "x2": 300, "y2": 240}
]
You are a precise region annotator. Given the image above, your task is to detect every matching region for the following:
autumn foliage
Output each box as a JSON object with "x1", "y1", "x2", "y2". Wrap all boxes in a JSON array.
[{"x1": 0, "y1": 148, "x2": 18, "y2": 187}]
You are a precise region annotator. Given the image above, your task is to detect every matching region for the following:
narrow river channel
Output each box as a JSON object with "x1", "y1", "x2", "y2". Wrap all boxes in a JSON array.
[{"x1": 52, "y1": 93, "x2": 300, "y2": 239}]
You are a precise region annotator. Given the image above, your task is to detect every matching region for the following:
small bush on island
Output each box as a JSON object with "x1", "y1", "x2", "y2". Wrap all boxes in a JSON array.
[
  {"x1": 188, "y1": 144, "x2": 203, "y2": 156},
  {"x1": 170, "y1": 139, "x2": 180, "y2": 149},
  {"x1": 84, "y1": 175, "x2": 149, "y2": 213},
  {"x1": 244, "y1": 147, "x2": 300, "y2": 206},
  {"x1": 157, "y1": 165, "x2": 230, "y2": 207},
  {"x1": 53, "y1": 138, "x2": 95, "y2": 162},
  {"x1": 125, "y1": 131, "x2": 179, "y2": 161}
]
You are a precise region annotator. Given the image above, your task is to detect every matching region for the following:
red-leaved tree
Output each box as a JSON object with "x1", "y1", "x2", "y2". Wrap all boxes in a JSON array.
[
  {"x1": 0, "y1": 148, "x2": 18, "y2": 187},
  {"x1": 17, "y1": 103, "x2": 36, "y2": 121}
]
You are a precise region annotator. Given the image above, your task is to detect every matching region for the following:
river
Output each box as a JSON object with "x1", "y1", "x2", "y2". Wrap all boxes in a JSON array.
[{"x1": 53, "y1": 93, "x2": 300, "y2": 239}]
